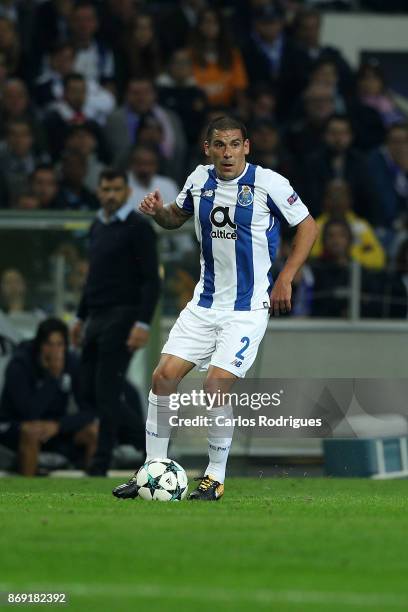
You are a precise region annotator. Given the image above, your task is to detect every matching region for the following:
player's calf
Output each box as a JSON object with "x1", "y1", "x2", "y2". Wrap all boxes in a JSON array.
[
  {"x1": 18, "y1": 421, "x2": 46, "y2": 476},
  {"x1": 74, "y1": 420, "x2": 99, "y2": 469}
]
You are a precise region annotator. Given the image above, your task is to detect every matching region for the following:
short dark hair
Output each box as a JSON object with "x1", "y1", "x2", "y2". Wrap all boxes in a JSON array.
[
  {"x1": 206, "y1": 115, "x2": 247, "y2": 142},
  {"x1": 33, "y1": 163, "x2": 54, "y2": 173},
  {"x1": 386, "y1": 122, "x2": 408, "y2": 140},
  {"x1": 63, "y1": 72, "x2": 85, "y2": 89},
  {"x1": 61, "y1": 149, "x2": 86, "y2": 164},
  {"x1": 65, "y1": 124, "x2": 97, "y2": 139},
  {"x1": 50, "y1": 41, "x2": 73, "y2": 56},
  {"x1": 30, "y1": 164, "x2": 56, "y2": 181},
  {"x1": 293, "y1": 7, "x2": 321, "y2": 31},
  {"x1": 356, "y1": 61, "x2": 386, "y2": 88},
  {"x1": 7, "y1": 119, "x2": 32, "y2": 134},
  {"x1": 131, "y1": 143, "x2": 158, "y2": 158},
  {"x1": 311, "y1": 57, "x2": 338, "y2": 74},
  {"x1": 98, "y1": 169, "x2": 128, "y2": 184},
  {"x1": 325, "y1": 113, "x2": 352, "y2": 132},
  {"x1": 138, "y1": 112, "x2": 162, "y2": 132},
  {"x1": 248, "y1": 118, "x2": 277, "y2": 134},
  {"x1": 33, "y1": 318, "x2": 69, "y2": 355},
  {"x1": 322, "y1": 217, "x2": 353, "y2": 248},
  {"x1": 249, "y1": 82, "x2": 277, "y2": 100},
  {"x1": 74, "y1": 1, "x2": 97, "y2": 13},
  {"x1": 127, "y1": 77, "x2": 154, "y2": 89}
]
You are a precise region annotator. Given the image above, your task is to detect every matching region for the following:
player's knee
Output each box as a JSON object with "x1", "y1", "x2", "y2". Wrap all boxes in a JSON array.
[
  {"x1": 203, "y1": 378, "x2": 220, "y2": 398},
  {"x1": 76, "y1": 420, "x2": 99, "y2": 445},
  {"x1": 203, "y1": 372, "x2": 236, "y2": 402},
  {"x1": 84, "y1": 420, "x2": 99, "y2": 439},
  {"x1": 152, "y1": 365, "x2": 178, "y2": 395},
  {"x1": 19, "y1": 422, "x2": 43, "y2": 444}
]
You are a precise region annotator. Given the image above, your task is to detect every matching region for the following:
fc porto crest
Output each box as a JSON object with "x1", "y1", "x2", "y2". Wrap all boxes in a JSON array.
[{"x1": 237, "y1": 185, "x2": 254, "y2": 207}]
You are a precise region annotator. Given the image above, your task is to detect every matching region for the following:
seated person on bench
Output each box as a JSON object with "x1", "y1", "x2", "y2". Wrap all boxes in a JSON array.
[{"x1": 0, "y1": 318, "x2": 98, "y2": 475}]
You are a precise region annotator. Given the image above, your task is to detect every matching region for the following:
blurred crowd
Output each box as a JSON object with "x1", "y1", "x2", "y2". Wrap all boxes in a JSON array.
[{"x1": 0, "y1": 0, "x2": 408, "y2": 319}]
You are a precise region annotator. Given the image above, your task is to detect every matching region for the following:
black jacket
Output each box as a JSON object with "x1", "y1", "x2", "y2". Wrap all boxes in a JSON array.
[
  {"x1": 301, "y1": 146, "x2": 379, "y2": 222},
  {"x1": 77, "y1": 210, "x2": 161, "y2": 324},
  {"x1": 0, "y1": 341, "x2": 93, "y2": 431},
  {"x1": 242, "y1": 35, "x2": 309, "y2": 119}
]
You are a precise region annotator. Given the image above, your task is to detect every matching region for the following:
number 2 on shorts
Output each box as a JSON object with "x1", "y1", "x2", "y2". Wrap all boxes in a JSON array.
[{"x1": 235, "y1": 336, "x2": 250, "y2": 360}]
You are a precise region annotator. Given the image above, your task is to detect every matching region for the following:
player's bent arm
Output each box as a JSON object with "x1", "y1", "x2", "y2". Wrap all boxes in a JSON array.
[
  {"x1": 270, "y1": 215, "x2": 318, "y2": 315},
  {"x1": 153, "y1": 202, "x2": 192, "y2": 230},
  {"x1": 280, "y1": 215, "x2": 319, "y2": 281}
]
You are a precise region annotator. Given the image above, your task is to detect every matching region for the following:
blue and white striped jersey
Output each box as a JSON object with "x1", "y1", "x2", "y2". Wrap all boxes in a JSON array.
[{"x1": 175, "y1": 163, "x2": 310, "y2": 311}]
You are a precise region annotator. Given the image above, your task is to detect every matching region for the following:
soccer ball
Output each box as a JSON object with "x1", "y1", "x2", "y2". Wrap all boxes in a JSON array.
[{"x1": 136, "y1": 458, "x2": 188, "y2": 501}]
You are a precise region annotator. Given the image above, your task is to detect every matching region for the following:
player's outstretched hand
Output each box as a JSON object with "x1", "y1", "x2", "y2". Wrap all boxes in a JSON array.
[
  {"x1": 139, "y1": 189, "x2": 164, "y2": 216},
  {"x1": 269, "y1": 274, "x2": 292, "y2": 316}
]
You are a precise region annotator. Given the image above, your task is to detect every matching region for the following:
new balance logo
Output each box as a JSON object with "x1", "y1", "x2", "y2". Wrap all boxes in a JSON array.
[
  {"x1": 231, "y1": 359, "x2": 243, "y2": 367},
  {"x1": 145, "y1": 428, "x2": 159, "y2": 438}
]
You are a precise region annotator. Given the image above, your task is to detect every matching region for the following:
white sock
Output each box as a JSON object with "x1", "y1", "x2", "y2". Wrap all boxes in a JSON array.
[
  {"x1": 145, "y1": 390, "x2": 173, "y2": 461},
  {"x1": 205, "y1": 404, "x2": 234, "y2": 484}
]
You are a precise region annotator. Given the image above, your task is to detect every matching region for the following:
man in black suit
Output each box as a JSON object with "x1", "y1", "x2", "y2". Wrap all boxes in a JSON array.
[
  {"x1": 292, "y1": 8, "x2": 353, "y2": 97},
  {"x1": 300, "y1": 114, "x2": 379, "y2": 222},
  {"x1": 241, "y1": 4, "x2": 308, "y2": 120},
  {"x1": 71, "y1": 169, "x2": 161, "y2": 475},
  {"x1": 158, "y1": 0, "x2": 205, "y2": 56}
]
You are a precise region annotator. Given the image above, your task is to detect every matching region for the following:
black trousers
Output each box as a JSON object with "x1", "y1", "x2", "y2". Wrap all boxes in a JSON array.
[{"x1": 80, "y1": 306, "x2": 145, "y2": 473}]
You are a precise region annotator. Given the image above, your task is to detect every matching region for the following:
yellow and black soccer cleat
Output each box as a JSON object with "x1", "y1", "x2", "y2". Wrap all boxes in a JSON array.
[{"x1": 187, "y1": 475, "x2": 224, "y2": 501}]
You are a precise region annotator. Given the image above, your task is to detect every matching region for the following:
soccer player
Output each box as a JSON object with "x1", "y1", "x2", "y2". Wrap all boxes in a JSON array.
[{"x1": 113, "y1": 115, "x2": 318, "y2": 501}]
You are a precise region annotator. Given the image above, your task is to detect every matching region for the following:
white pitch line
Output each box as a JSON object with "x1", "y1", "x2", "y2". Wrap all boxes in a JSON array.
[{"x1": 1, "y1": 584, "x2": 407, "y2": 608}]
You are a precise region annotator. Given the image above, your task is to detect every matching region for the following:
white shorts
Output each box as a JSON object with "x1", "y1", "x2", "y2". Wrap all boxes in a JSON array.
[{"x1": 161, "y1": 303, "x2": 269, "y2": 378}]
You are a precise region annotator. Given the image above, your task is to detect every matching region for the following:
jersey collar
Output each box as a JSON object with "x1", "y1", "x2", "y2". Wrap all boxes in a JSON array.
[{"x1": 211, "y1": 163, "x2": 249, "y2": 184}]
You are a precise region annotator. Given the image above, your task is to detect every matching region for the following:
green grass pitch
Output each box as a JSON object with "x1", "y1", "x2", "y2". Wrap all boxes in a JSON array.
[{"x1": 1, "y1": 477, "x2": 408, "y2": 611}]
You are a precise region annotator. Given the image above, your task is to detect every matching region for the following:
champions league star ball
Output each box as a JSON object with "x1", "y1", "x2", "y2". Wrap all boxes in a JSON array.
[{"x1": 136, "y1": 458, "x2": 188, "y2": 501}]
